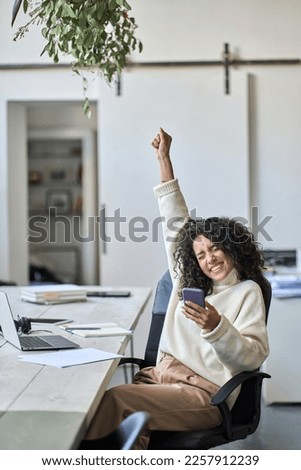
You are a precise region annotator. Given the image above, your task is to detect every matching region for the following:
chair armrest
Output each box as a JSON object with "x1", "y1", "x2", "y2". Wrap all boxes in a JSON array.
[
  {"x1": 118, "y1": 356, "x2": 145, "y2": 369},
  {"x1": 210, "y1": 370, "x2": 271, "y2": 440},
  {"x1": 211, "y1": 370, "x2": 271, "y2": 406}
]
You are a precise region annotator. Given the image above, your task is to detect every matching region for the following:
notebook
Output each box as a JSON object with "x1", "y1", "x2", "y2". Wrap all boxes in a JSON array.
[
  {"x1": 21, "y1": 284, "x2": 87, "y2": 305},
  {"x1": 0, "y1": 291, "x2": 79, "y2": 351},
  {"x1": 60, "y1": 322, "x2": 133, "y2": 337}
]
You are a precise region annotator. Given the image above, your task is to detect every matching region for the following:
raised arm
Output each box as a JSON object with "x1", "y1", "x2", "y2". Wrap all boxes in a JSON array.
[
  {"x1": 151, "y1": 128, "x2": 175, "y2": 183},
  {"x1": 151, "y1": 128, "x2": 190, "y2": 278}
]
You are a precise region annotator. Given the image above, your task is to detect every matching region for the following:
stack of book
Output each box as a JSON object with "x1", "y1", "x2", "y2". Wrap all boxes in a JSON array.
[{"x1": 21, "y1": 284, "x2": 87, "y2": 304}]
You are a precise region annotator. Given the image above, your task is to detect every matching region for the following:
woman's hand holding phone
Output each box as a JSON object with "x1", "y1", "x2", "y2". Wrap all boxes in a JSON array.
[{"x1": 182, "y1": 288, "x2": 221, "y2": 332}]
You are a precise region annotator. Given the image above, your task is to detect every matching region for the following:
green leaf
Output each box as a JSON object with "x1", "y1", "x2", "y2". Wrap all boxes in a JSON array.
[
  {"x1": 116, "y1": 0, "x2": 132, "y2": 10},
  {"x1": 96, "y1": 2, "x2": 106, "y2": 20},
  {"x1": 83, "y1": 98, "x2": 91, "y2": 118},
  {"x1": 108, "y1": 0, "x2": 117, "y2": 12},
  {"x1": 83, "y1": 30, "x2": 94, "y2": 49},
  {"x1": 61, "y1": 3, "x2": 77, "y2": 18},
  {"x1": 23, "y1": 0, "x2": 29, "y2": 14},
  {"x1": 41, "y1": 27, "x2": 48, "y2": 38}
]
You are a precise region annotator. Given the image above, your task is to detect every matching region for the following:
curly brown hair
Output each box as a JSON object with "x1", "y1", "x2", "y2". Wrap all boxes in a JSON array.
[{"x1": 174, "y1": 217, "x2": 265, "y2": 298}]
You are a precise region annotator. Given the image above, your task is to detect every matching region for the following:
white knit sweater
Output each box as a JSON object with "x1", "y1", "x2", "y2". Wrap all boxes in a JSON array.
[{"x1": 154, "y1": 179, "x2": 269, "y2": 407}]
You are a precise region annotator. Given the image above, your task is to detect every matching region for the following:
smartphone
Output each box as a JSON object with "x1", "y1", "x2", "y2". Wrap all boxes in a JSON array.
[{"x1": 182, "y1": 287, "x2": 205, "y2": 308}]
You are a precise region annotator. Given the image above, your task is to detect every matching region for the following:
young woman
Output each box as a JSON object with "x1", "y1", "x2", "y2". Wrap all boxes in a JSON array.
[{"x1": 84, "y1": 128, "x2": 269, "y2": 449}]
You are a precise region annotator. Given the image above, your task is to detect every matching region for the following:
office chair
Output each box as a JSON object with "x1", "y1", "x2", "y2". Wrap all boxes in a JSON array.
[
  {"x1": 79, "y1": 411, "x2": 150, "y2": 450},
  {"x1": 119, "y1": 270, "x2": 272, "y2": 450}
]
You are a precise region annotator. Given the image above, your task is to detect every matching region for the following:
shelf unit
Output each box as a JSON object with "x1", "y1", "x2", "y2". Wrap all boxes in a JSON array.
[{"x1": 28, "y1": 138, "x2": 83, "y2": 215}]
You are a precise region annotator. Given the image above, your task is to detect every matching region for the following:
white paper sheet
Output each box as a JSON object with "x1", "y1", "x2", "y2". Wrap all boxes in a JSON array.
[{"x1": 18, "y1": 348, "x2": 122, "y2": 368}]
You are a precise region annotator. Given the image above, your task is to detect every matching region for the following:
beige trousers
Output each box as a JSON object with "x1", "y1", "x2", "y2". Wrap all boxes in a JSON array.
[{"x1": 86, "y1": 354, "x2": 222, "y2": 449}]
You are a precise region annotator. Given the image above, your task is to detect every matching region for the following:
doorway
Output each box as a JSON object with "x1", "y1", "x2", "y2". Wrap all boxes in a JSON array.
[{"x1": 8, "y1": 101, "x2": 100, "y2": 286}]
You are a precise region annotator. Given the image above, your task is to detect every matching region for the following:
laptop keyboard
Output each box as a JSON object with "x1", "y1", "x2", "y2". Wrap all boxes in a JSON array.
[
  {"x1": 20, "y1": 335, "x2": 78, "y2": 349},
  {"x1": 20, "y1": 336, "x2": 52, "y2": 348}
]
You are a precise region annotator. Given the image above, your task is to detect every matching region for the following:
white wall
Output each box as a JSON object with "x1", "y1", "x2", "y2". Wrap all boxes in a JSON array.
[
  {"x1": 128, "y1": 0, "x2": 301, "y2": 250},
  {"x1": 130, "y1": 0, "x2": 301, "y2": 60}
]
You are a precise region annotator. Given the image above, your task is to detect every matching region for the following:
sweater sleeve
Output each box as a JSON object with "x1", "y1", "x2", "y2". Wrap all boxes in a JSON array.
[
  {"x1": 153, "y1": 179, "x2": 190, "y2": 277},
  {"x1": 202, "y1": 283, "x2": 269, "y2": 374}
]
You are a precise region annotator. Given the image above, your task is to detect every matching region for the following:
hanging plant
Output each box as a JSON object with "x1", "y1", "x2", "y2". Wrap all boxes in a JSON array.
[{"x1": 12, "y1": 0, "x2": 143, "y2": 113}]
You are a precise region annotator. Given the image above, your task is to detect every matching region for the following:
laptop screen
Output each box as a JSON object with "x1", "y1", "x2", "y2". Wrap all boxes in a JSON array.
[{"x1": 0, "y1": 291, "x2": 22, "y2": 348}]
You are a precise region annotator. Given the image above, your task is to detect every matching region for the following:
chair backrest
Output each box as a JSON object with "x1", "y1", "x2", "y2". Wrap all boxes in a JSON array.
[
  {"x1": 143, "y1": 270, "x2": 172, "y2": 367},
  {"x1": 115, "y1": 411, "x2": 150, "y2": 450},
  {"x1": 230, "y1": 275, "x2": 271, "y2": 431},
  {"x1": 259, "y1": 274, "x2": 272, "y2": 321}
]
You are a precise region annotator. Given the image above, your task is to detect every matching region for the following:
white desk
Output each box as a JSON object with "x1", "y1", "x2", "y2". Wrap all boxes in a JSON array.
[
  {"x1": 263, "y1": 296, "x2": 301, "y2": 404},
  {"x1": 0, "y1": 286, "x2": 151, "y2": 449}
]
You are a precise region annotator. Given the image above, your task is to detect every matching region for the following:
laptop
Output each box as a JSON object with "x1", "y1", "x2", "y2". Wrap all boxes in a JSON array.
[{"x1": 0, "y1": 291, "x2": 79, "y2": 351}]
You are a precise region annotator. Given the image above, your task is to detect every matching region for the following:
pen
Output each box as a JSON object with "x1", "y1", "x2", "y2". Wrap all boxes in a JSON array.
[{"x1": 65, "y1": 327, "x2": 102, "y2": 331}]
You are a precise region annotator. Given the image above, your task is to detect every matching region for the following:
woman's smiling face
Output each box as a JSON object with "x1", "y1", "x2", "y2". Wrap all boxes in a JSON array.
[{"x1": 192, "y1": 235, "x2": 234, "y2": 281}]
